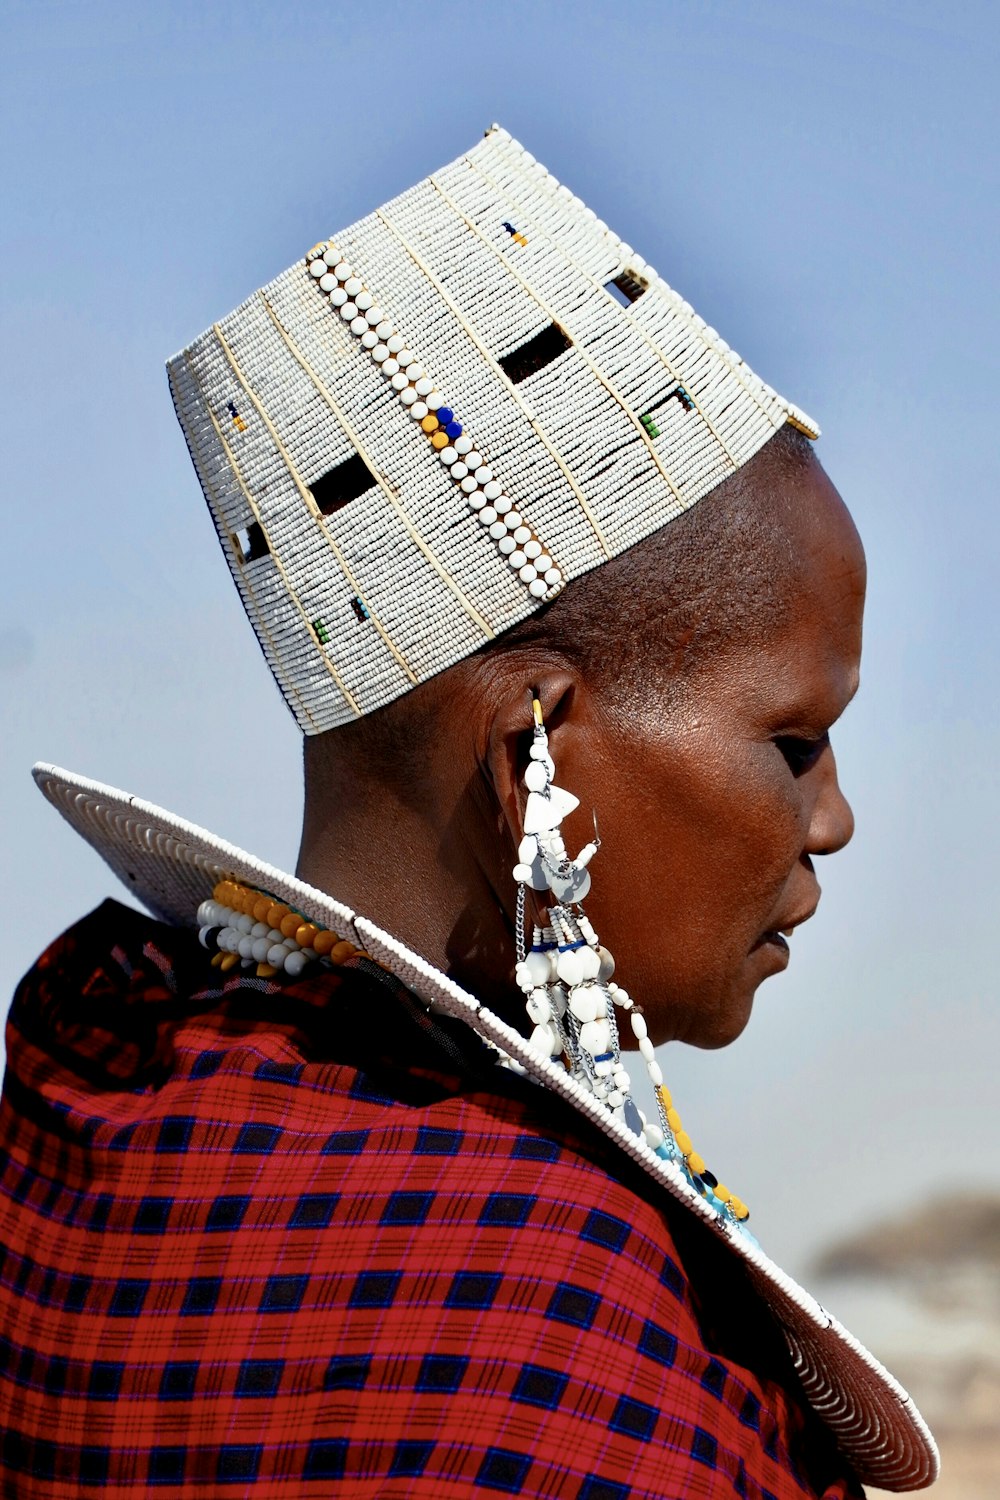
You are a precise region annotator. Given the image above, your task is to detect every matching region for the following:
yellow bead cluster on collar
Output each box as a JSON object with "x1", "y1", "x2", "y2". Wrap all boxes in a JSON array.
[{"x1": 197, "y1": 877, "x2": 366, "y2": 978}]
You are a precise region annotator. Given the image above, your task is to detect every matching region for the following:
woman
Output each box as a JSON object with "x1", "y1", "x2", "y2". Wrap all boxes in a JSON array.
[{"x1": 2, "y1": 128, "x2": 936, "y2": 1496}]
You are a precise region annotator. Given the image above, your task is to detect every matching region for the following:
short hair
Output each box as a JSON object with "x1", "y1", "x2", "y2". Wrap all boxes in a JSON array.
[
  {"x1": 488, "y1": 421, "x2": 814, "y2": 709},
  {"x1": 304, "y1": 423, "x2": 816, "y2": 787}
]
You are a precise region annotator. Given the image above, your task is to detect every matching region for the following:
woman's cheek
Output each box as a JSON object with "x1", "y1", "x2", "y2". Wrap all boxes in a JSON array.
[
  {"x1": 749, "y1": 742, "x2": 806, "y2": 824},
  {"x1": 727, "y1": 754, "x2": 807, "y2": 895}
]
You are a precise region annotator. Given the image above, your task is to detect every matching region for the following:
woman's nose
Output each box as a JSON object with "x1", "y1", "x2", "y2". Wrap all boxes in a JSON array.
[{"x1": 805, "y1": 746, "x2": 855, "y2": 857}]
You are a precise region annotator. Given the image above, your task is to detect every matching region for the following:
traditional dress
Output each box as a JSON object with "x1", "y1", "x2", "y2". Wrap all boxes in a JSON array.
[{"x1": 1, "y1": 899, "x2": 862, "y2": 1497}]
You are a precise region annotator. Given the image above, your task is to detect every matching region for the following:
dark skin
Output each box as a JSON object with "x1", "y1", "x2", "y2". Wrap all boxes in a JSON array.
[{"x1": 298, "y1": 449, "x2": 865, "y2": 1049}]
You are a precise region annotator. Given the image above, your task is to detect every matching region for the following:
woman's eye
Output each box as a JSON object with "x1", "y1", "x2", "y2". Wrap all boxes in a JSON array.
[{"x1": 774, "y1": 733, "x2": 829, "y2": 774}]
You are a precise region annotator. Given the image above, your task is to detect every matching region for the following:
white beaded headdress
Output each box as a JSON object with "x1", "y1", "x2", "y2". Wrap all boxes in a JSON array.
[{"x1": 168, "y1": 125, "x2": 818, "y2": 734}]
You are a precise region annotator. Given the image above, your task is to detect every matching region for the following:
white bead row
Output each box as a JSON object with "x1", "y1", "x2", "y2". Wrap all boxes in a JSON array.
[
  {"x1": 307, "y1": 241, "x2": 563, "y2": 600},
  {"x1": 197, "y1": 898, "x2": 317, "y2": 977}
]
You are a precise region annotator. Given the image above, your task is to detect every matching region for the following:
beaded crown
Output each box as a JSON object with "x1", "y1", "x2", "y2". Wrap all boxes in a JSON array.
[{"x1": 168, "y1": 125, "x2": 819, "y2": 734}]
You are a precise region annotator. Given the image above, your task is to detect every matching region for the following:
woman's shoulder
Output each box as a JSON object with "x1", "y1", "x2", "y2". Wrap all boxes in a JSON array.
[{"x1": 1, "y1": 900, "x2": 861, "y2": 1498}]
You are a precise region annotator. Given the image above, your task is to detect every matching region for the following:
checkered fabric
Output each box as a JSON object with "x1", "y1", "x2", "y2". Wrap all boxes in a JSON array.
[{"x1": 0, "y1": 902, "x2": 864, "y2": 1498}]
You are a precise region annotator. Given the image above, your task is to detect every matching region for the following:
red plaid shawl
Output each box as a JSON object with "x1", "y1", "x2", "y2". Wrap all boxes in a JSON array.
[{"x1": 0, "y1": 901, "x2": 863, "y2": 1498}]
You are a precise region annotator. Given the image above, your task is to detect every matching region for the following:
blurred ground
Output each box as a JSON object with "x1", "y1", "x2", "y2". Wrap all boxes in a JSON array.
[{"x1": 812, "y1": 1194, "x2": 1000, "y2": 1499}]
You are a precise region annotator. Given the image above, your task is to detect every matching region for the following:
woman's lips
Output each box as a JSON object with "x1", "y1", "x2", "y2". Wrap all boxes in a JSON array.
[
  {"x1": 758, "y1": 930, "x2": 791, "y2": 954},
  {"x1": 752, "y1": 930, "x2": 791, "y2": 972},
  {"x1": 751, "y1": 902, "x2": 818, "y2": 965}
]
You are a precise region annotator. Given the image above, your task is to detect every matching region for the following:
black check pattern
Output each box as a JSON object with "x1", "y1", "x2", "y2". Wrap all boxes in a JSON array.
[{"x1": 0, "y1": 900, "x2": 866, "y2": 1498}]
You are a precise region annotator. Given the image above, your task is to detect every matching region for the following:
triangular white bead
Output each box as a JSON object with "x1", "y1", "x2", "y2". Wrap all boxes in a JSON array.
[
  {"x1": 548, "y1": 785, "x2": 580, "y2": 821},
  {"x1": 523, "y1": 787, "x2": 579, "y2": 833}
]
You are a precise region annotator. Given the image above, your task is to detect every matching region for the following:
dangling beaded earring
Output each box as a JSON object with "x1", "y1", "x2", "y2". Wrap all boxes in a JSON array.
[{"x1": 512, "y1": 697, "x2": 751, "y2": 1230}]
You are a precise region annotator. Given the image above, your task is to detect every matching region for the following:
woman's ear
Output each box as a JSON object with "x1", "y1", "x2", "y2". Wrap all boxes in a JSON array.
[{"x1": 483, "y1": 668, "x2": 585, "y2": 858}]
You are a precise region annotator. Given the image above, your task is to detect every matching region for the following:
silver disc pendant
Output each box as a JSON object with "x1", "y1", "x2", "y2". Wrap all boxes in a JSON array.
[{"x1": 545, "y1": 865, "x2": 592, "y2": 903}]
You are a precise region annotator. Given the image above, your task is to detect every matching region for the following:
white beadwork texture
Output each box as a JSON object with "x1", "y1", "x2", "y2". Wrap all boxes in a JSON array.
[{"x1": 167, "y1": 126, "x2": 819, "y2": 735}]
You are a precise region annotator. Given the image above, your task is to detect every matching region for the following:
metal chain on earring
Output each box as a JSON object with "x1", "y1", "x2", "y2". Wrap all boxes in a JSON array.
[{"x1": 508, "y1": 694, "x2": 752, "y2": 1230}]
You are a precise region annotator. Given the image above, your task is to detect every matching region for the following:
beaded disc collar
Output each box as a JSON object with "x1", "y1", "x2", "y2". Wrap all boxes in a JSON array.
[{"x1": 31, "y1": 762, "x2": 938, "y2": 1494}]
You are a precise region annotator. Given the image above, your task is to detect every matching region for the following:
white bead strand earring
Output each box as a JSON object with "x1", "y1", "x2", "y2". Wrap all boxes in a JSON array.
[
  {"x1": 511, "y1": 696, "x2": 753, "y2": 1232},
  {"x1": 512, "y1": 697, "x2": 645, "y2": 1139}
]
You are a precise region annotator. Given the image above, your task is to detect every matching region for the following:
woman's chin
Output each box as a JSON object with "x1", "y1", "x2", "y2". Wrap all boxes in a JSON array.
[
  {"x1": 602, "y1": 943, "x2": 790, "y2": 1051},
  {"x1": 637, "y1": 987, "x2": 757, "y2": 1051},
  {"x1": 687, "y1": 1012, "x2": 754, "y2": 1051},
  {"x1": 684, "y1": 971, "x2": 766, "y2": 1050}
]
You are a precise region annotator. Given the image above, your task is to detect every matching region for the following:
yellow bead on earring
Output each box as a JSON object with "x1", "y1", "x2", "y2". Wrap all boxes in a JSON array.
[{"x1": 654, "y1": 1084, "x2": 749, "y2": 1221}]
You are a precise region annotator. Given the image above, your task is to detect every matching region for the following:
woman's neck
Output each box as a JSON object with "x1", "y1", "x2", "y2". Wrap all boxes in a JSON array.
[{"x1": 296, "y1": 768, "x2": 524, "y2": 1025}]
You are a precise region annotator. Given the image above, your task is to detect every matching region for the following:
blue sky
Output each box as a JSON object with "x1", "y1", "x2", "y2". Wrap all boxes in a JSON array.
[{"x1": 2, "y1": 0, "x2": 998, "y2": 1280}]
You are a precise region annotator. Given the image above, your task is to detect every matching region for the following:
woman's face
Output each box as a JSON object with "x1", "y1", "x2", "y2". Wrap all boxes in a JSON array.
[{"x1": 556, "y1": 459, "x2": 865, "y2": 1049}]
